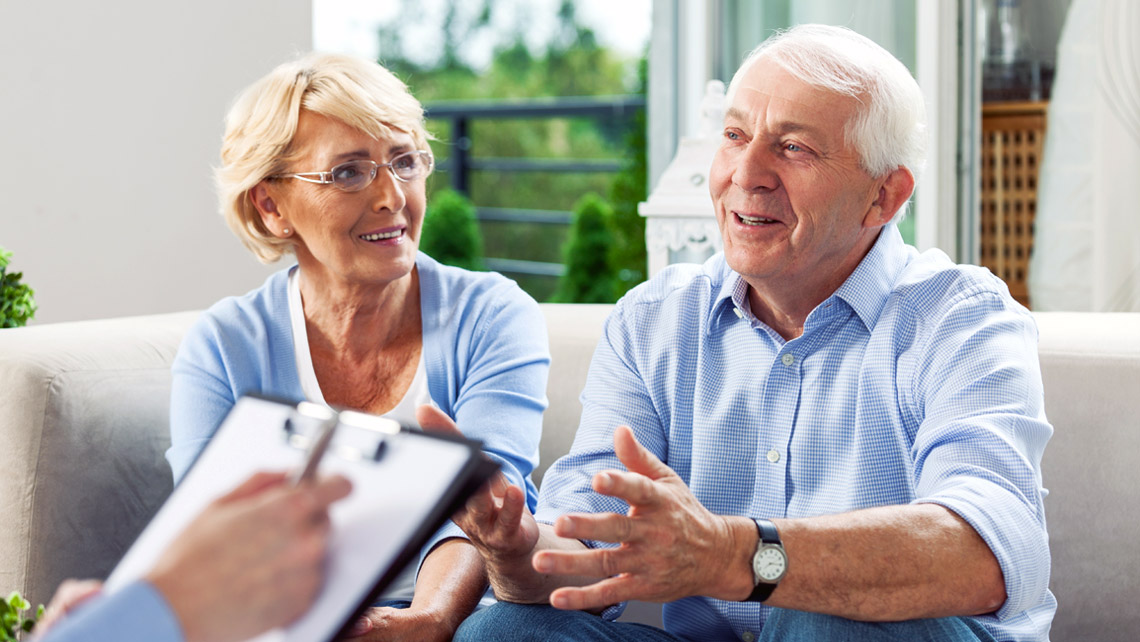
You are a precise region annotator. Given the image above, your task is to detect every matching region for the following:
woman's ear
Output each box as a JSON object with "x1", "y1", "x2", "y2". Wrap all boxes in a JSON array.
[
  {"x1": 864, "y1": 167, "x2": 915, "y2": 228},
  {"x1": 250, "y1": 182, "x2": 291, "y2": 237}
]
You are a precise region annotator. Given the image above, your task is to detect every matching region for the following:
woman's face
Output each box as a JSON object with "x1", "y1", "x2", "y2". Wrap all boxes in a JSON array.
[{"x1": 256, "y1": 111, "x2": 427, "y2": 289}]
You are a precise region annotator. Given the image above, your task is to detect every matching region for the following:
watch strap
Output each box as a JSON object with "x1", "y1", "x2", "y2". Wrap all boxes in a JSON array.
[{"x1": 746, "y1": 518, "x2": 783, "y2": 602}]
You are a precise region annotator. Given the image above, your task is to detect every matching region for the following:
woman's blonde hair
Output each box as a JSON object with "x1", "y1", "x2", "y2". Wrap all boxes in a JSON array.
[{"x1": 216, "y1": 53, "x2": 431, "y2": 263}]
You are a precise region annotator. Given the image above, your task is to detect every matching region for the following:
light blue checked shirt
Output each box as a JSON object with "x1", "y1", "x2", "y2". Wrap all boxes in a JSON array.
[{"x1": 536, "y1": 225, "x2": 1055, "y2": 642}]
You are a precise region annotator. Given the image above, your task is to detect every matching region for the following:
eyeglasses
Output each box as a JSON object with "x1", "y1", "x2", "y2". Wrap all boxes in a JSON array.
[{"x1": 271, "y1": 150, "x2": 434, "y2": 192}]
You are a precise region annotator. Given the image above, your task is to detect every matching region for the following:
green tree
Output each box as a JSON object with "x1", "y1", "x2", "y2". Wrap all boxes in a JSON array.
[
  {"x1": 0, "y1": 247, "x2": 37, "y2": 328},
  {"x1": 373, "y1": 0, "x2": 647, "y2": 301},
  {"x1": 608, "y1": 56, "x2": 649, "y2": 298},
  {"x1": 553, "y1": 193, "x2": 618, "y2": 303},
  {"x1": 420, "y1": 189, "x2": 485, "y2": 271}
]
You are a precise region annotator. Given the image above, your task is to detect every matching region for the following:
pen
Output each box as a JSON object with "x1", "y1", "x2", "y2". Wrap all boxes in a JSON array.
[{"x1": 290, "y1": 416, "x2": 338, "y2": 485}]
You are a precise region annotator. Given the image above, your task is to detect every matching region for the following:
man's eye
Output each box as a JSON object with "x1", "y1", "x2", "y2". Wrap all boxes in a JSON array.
[
  {"x1": 724, "y1": 130, "x2": 741, "y2": 141},
  {"x1": 785, "y1": 143, "x2": 805, "y2": 153}
]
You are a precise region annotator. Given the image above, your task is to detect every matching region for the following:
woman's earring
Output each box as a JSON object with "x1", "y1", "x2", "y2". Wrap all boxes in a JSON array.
[{"x1": 283, "y1": 228, "x2": 291, "y2": 236}]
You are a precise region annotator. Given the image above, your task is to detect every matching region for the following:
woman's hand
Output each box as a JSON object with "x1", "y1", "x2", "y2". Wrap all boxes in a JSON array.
[
  {"x1": 342, "y1": 606, "x2": 453, "y2": 642},
  {"x1": 415, "y1": 405, "x2": 541, "y2": 562}
]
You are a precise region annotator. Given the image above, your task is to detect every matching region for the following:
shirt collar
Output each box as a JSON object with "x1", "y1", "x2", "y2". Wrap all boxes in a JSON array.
[
  {"x1": 706, "y1": 224, "x2": 911, "y2": 335},
  {"x1": 830, "y1": 224, "x2": 910, "y2": 332},
  {"x1": 707, "y1": 259, "x2": 747, "y2": 335}
]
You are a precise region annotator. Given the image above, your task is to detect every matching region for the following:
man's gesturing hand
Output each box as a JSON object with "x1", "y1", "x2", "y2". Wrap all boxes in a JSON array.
[
  {"x1": 415, "y1": 405, "x2": 540, "y2": 564},
  {"x1": 534, "y1": 426, "x2": 756, "y2": 611}
]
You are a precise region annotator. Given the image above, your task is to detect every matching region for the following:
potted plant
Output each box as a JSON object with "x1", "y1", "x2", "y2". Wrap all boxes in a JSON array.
[
  {"x1": 1, "y1": 592, "x2": 43, "y2": 641},
  {"x1": 0, "y1": 246, "x2": 37, "y2": 328}
]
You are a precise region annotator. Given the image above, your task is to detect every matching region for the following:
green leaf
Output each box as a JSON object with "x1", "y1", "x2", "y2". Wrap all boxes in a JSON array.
[
  {"x1": 35, "y1": 605, "x2": 43, "y2": 620},
  {"x1": 8, "y1": 596, "x2": 27, "y2": 613}
]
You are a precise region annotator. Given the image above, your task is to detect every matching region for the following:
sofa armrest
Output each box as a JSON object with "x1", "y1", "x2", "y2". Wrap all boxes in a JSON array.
[{"x1": 0, "y1": 311, "x2": 199, "y2": 604}]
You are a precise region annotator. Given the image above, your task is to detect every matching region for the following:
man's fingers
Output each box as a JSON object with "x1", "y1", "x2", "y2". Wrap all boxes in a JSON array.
[
  {"x1": 220, "y1": 471, "x2": 290, "y2": 503},
  {"x1": 416, "y1": 404, "x2": 463, "y2": 437},
  {"x1": 552, "y1": 511, "x2": 635, "y2": 544},
  {"x1": 307, "y1": 474, "x2": 353, "y2": 509},
  {"x1": 549, "y1": 574, "x2": 640, "y2": 611},
  {"x1": 613, "y1": 425, "x2": 672, "y2": 480},
  {"x1": 533, "y1": 543, "x2": 632, "y2": 579},
  {"x1": 592, "y1": 469, "x2": 660, "y2": 507}
]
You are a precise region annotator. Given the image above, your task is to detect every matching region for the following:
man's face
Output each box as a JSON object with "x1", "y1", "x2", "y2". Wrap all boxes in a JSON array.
[{"x1": 709, "y1": 61, "x2": 888, "y2": 293}]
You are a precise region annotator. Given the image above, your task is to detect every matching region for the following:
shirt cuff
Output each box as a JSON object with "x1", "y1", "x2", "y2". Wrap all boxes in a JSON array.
[{"x1": 39, "y1": 580, "x2": 184, "y2": 642}]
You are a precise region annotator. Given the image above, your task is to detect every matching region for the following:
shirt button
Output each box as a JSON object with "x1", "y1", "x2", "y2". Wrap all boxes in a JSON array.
[
  {"x1": 767, "y1": 449, "x2": 781, "y2": 463},
  {"x1": 742, "y1": 632, "x2": 756, "y2": 642},
  {"x1": 781, "y1": 353, "x2": 795, "y2": 366},
  {"x1": 734, "y1": 307, "x2": 744, "y2": 319}
]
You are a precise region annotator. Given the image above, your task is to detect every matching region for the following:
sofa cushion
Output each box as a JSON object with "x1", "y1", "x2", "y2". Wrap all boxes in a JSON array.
[
  {"x1": 1035, "y1": 312, "x2": 1140, "y2": 641},
  {"x1": 0, "y1": 311, "x2": 196, "y2": 604}
]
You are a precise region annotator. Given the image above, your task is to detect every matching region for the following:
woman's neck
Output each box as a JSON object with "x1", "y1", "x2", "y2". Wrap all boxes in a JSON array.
[{"x1": 298, "y1": 265, "x2": 421, "y2": 359}]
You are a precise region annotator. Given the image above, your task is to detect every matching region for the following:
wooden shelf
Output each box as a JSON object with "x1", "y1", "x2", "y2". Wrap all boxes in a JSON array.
[{"x1": 979, "y1": 100, "x2": 1047, "y2": 307}]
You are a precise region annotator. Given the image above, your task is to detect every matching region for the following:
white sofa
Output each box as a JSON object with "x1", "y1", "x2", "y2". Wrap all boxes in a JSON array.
[{"x1": 1, "y1": 305, "x2": 1137, "y2": 640}]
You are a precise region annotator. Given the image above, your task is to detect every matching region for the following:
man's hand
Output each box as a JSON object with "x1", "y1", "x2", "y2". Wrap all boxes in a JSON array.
[
  {"x1": 36, "y1": 579, "x2": 103, "y2": 635},
  {"x1": 534, "y1": 426, "x2": 756, "y2": 611},
  {"x1": 416, "y1": 405, "x2": 540, "y2": 564},
  {"x1": 146, "y1": 471, "x2": 353, "y2": 642}
]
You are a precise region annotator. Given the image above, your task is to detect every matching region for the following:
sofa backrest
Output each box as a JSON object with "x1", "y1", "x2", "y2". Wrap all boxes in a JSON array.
[
  {"x1": 0, "y1": 306, "x2": 1137, "y2": 639},
  {"x1": 1033, "y1": 312, "x2": 1140, "y2": 640}
]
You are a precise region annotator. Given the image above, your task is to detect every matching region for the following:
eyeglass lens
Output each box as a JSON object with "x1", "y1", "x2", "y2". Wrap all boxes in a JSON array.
[{"x1": 330, "y1": 151, "x2": 431, "y2": 191}]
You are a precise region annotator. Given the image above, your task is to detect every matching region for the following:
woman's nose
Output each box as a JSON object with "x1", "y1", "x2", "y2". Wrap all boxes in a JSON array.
[{"x1": 367, "y1": 167, "x2": 407, "y2": 213}]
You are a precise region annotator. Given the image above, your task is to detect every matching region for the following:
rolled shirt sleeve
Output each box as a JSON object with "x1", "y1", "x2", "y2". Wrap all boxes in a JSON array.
[{"x1": 907, "y1": 292, "x2": 1052, "y2": 619}]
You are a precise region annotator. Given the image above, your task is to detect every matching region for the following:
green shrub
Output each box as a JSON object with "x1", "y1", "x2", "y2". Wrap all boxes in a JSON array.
[
  {"x1": 421, "y1": 189, "x2": 486, "y2": 271},
  {"x1": 1, "y1": 591, "x2": 43, "y2": 641},
  {"x1": 552, "y1": 193, "x2": 619, "y2": 303},
  {"x1": 0, "y1": 247, "x2": 36, "y2": 328}
]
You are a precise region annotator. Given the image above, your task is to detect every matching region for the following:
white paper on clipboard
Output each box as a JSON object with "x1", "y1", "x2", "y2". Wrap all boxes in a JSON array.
[{"x1": 105, "y1": 395, "x2": 492, "y2": 642}]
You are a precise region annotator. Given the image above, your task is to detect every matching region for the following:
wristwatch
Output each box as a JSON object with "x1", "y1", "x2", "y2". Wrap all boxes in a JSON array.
[{"x1": 745, "y1": 518, "x2": 787, "y2": 602}]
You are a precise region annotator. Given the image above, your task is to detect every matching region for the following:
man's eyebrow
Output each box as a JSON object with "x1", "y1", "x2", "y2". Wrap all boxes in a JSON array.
[
  {"x1": 724, "y1": 107, "x2": 748, "y2": 123},
  {"x1": 725, "y1": 108, "x2": 822, "y2": 133}
]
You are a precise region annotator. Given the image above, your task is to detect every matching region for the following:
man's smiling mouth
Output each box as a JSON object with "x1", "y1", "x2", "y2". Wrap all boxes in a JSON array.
[{"x1": 736, "y1": 213, "x2": 778, "y2": 226}]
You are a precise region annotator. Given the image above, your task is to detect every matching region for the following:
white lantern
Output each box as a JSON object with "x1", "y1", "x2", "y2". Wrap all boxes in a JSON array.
[{"x1": 639, "y1": 80, "x2": 726, "y2": 277}]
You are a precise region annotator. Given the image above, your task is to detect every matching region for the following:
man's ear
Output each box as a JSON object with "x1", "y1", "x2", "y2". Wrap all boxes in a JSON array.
[
  {"x1": 250, "y1": 182, "x2": 290, "y2": 237},
  {"x1": 864, "y1": 166, "x2": 915, "y2": 228}
]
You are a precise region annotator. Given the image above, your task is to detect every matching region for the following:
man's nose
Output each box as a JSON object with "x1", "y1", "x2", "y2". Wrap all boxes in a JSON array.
[{"x1": 733, "y1": 143, "x2": 779, "y2": 192}]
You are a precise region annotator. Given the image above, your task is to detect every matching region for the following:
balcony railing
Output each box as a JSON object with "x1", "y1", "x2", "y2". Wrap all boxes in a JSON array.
[{"x1": 424, "y1": 95, "x2": 645, "y2": 279}]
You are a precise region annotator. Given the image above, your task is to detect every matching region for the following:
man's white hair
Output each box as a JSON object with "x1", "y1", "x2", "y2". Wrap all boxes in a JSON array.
[{"x1": 727, "y1": 25, "x2": 926, "y2": 219}]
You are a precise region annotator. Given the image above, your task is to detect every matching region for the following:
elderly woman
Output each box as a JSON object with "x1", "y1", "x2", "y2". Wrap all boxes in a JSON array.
[{"x1": 166, "y1": 53, "x2": 549, "y2": 641}]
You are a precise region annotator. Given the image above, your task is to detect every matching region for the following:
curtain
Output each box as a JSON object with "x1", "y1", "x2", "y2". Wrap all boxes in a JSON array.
[{"x1": 1029, "y1": 0, "x2": 1140, "y2": 311}]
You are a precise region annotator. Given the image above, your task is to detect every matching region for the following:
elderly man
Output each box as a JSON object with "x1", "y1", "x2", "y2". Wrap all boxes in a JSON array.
[{"x1": 437, "y1": 24, "x2": 1055, "y2": 641}]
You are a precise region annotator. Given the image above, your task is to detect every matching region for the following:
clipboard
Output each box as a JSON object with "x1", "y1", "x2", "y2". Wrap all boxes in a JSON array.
[{"x1": 104, "y1": 394, "x2": 498, "y2": 642}]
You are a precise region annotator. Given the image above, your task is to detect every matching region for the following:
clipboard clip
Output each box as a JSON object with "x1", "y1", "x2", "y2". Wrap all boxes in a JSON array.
[{"x1": 283, "y1": 401, "x2": 402, "y2": 468}]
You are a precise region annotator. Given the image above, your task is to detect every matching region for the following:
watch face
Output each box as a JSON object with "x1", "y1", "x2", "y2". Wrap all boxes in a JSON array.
[{"x1": 754, "y1": 546, "x2": 787, "y2": 582}]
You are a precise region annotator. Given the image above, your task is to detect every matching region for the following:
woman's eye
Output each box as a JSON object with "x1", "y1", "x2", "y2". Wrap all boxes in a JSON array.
[
  {"x1": 333, "y1": 165, "x2": 361, "y2": 180},
  {"x1": 724, "y1": 130, "x2": 741, "y2": 141},
  {"x1": 393, "y1": 155, "x2": 416, "y2": 171}
]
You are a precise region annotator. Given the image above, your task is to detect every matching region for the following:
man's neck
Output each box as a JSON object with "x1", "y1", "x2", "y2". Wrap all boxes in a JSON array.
[{"x1": 743, "y1": 230, "x2": 881, "y2": 341}]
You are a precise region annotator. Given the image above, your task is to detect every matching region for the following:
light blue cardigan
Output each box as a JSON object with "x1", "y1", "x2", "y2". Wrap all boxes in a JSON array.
[{"x1": 167, "y1": 251, "x2": 550, "y2": 574}]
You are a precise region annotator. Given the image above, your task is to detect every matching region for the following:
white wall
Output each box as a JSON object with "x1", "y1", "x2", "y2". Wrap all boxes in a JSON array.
[{"x1": 0, "y1": 1, "x2": 312, "y2": 324}]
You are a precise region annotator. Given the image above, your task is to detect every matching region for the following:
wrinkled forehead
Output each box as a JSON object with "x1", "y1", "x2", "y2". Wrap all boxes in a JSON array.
[{"x1": 725, "y1": 60, "x2": 859, "y2": 133}]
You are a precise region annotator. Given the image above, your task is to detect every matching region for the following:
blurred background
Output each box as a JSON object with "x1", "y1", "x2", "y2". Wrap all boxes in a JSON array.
[{"x1": 3, "y1": 0, "x2": 1136, "y2": 326}]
